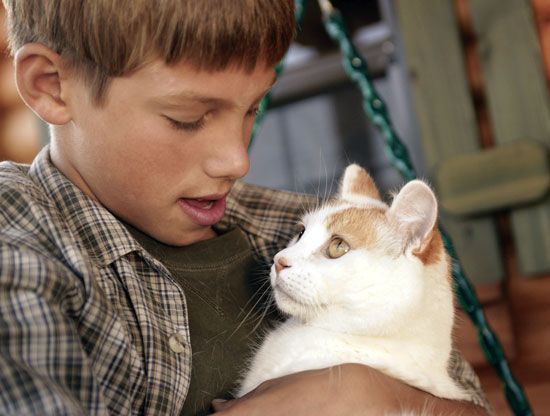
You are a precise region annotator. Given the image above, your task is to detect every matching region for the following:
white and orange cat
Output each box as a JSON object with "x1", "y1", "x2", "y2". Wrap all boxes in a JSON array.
[{"x1": 237, "y1": 164, "x2": 470, "y2": 406}]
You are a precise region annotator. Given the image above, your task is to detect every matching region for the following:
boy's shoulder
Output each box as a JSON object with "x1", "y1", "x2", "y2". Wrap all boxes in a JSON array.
[
  {"x1": 0, "y1": 148, "x2": 141, "y2": 271},
  {"x1": 0, "y1": 159, "x2": 57, "y2": 244},
  {"x1": 0, "y1": 159, "x2": 44, "y2": 198},
  {"x1": 0, "y1": 158, "x2": 81, "y2": 290}
]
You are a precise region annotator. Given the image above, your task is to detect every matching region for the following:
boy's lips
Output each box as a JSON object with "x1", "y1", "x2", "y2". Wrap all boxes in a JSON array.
[{"x1": 177, "y1": 195, "x2": 227, "y2": 226}]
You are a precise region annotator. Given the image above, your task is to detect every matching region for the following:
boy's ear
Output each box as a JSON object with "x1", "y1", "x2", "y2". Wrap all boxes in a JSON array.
[{"x1": 14, "y1": 43, "x2": 72, "y2": 125}]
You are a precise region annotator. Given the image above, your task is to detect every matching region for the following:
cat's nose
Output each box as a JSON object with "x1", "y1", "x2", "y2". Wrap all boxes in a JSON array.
[{"x1": 275, "y1": 256, "x2": 290, "y2": 273}]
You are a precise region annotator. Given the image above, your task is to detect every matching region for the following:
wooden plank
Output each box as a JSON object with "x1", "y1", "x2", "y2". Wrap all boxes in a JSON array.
[
  {"x1": 474, "y1": 250, "x2": 550, "y2": 415},
  {"x1": 469, "y1": 0, "x2": 550, "y2": 276},
  {"x1": 531, "y1": 0, "x2": 550, "y2": 88},
  {"x1": 394, "y1": 0, "x2": 503, "y2": 284}
]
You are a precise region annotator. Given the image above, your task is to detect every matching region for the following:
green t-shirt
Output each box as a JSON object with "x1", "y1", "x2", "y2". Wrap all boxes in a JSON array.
[{"x1": 125, "y1": 224, "x2": 275, "y2": 416}]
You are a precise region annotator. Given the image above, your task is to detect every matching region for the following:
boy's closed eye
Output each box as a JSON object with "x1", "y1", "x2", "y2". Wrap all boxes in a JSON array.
[
  {"x1": 163, "y1": 106, "x2": 261, "y2": 132},
  {"x1": 163, "y1": 114, "x2": 209, "y2": 132}
]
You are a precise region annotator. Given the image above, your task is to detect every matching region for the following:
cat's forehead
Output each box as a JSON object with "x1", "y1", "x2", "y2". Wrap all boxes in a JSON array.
[
  {"x1": 304, "y1": 199, "x2": 389, "y2": 249},
  {"x1": 304, "y1": 198, "x2": 387, "y2": 224}
]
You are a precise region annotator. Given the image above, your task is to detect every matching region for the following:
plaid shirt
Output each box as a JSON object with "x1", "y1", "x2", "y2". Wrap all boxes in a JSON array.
[{"x1": 0, "y1": 146, "x2": 490, "y2": 415}]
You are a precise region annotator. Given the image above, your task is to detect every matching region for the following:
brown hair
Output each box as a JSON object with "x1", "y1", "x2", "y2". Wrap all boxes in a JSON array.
[{"x1": 2, "y1": 0, "x2": 295, "y2": 104}]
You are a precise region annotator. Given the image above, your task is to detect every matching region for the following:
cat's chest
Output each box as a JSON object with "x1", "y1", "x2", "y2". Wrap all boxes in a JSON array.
[{"x1": 258, "y1": 321, "x2": 393, "y2": 369}]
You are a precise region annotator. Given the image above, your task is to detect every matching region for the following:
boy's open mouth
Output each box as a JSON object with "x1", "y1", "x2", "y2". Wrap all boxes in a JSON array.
[
  {"x1": 184, "y1": 199, "x2": 215, "y2": 210},
  {"x1": 177, "y1": 196, "x2": 227, "y2": 226}
]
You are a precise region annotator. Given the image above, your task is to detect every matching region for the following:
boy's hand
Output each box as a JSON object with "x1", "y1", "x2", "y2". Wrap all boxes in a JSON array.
[{"x1": 211, "y1": 364, "x2": 488, "y2": 415}]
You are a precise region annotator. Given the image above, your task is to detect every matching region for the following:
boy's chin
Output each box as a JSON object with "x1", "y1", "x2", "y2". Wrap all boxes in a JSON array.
[
  {"x1": 141, "y1": 221, "x2": 216, "y2": 246},
  {"x1": 170, "y1": 227, "x2": 217, "y2": 246}
]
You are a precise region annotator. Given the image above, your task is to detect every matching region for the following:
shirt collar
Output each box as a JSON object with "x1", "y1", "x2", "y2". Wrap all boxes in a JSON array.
[{"x1": 28, "y1": 146, "x2": 142, "y2": 267}]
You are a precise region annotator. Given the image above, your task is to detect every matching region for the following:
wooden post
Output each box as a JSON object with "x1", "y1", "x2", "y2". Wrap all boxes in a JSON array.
[
  {"x1": 394, "y1": 0, "x2": 503, "y2": 284},
  {"x1": 469, "y1": 0, "x2": 550, "y2": 276}
]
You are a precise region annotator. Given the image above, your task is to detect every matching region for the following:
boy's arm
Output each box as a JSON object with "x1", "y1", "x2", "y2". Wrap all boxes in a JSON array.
[
  {"x1": 212, "y1": 364, "x2": 489, "y2": 415},
  {"x1": 0, "y1": 243, "x2": 106, "y2": 415}
]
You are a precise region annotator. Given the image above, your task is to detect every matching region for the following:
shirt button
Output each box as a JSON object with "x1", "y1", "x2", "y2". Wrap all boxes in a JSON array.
[{"x1": 168, "y1": 332, "x2": 187, "y2": 354}]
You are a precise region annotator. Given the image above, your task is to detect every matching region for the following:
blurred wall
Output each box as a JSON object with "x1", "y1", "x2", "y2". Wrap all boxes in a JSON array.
[{"x1": 0, "y1": 5, "x2": 42, "y2": 164}]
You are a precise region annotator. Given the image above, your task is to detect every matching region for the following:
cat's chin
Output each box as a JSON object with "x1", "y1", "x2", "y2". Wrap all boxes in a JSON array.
[
  {"x1": 273, "y1": 286, "x2": 307, "y2": 318},
  {"x1": 273, "y1": 285, "x2": 295, "y2": 307}
]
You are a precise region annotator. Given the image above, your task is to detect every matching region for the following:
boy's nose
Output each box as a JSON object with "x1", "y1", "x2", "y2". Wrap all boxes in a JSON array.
[
  {"x1": 205, "y1": 136, "x2": 250, "y2": 180},
  {"x1": 275, "y1": 256, "x2": 290, "y2": 273},
  {"x1": 223, "y1": 147, "x2": 250, "y2": 179}
]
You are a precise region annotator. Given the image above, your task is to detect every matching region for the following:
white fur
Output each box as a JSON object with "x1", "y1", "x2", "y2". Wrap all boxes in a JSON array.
[{"x1": 237, "y1": 166, "x2": 470, "y2": 414}]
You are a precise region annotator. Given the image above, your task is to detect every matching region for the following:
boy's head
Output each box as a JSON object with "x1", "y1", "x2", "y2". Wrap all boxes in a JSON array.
[
  {"x1": 3, "y1": 0, "x2": 295, "y2": 245},
  {"x1": 2, "y1": 0, "x2": 294, "y2": 104}
]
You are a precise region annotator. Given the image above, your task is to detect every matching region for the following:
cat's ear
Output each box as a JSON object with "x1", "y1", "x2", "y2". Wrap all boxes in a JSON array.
[
  {"x1": 340, "y1": 164, "x2": 381, "y2": 200},
  {"x1": 387, "y1": 180, "x2": 438, "y2": 252}
]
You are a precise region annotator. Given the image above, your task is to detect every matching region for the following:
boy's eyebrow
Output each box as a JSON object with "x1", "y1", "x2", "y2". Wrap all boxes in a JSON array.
[
  {"x1": 155, "y1": 74, "x2": 277, "y2": 109},
  {"x1": 155, "y1": 93, "x2": 230, "y2": 108}
]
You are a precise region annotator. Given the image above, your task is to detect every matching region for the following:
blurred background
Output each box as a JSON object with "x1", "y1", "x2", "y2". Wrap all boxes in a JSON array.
[{"x1": 1, "y1": 0, "x2": 549, "y2": 414}]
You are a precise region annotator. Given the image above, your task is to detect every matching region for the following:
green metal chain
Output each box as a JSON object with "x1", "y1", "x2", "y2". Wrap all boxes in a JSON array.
[
  {"x1": 249, "y1": 0, "x2": 308, "y2": 147},
  {"x1": 316, "y1": 0, "x2": 532, "y2": 414}
]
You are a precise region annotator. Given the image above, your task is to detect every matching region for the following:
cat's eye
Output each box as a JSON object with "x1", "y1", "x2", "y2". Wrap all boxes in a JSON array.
[
  {"x1": 326, "y1": 237, "x2": 350, "y2": 259},
  {"x1": 296, "y1": 225, "x2": 306, "y2": 241}
]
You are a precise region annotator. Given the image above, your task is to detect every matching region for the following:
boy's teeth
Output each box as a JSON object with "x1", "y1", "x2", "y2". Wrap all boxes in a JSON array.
[
  {"x1": 197, "y1": 199, "x2": 214, "y2": 209},
  {"x1": 184, "y1": 198, "x2": 216, "y2": 209}
]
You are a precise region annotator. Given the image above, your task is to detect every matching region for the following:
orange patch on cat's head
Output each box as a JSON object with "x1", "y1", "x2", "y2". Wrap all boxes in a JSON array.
[
  {"x1": 414, "y1": 229, "x2": 452, "y2": 284},
  {"x1": 325, "y1": 207, "x2": 388, "y2": 250},
  {"x1": 413, "y1": 228, "x2": 444, "y2": 266}
]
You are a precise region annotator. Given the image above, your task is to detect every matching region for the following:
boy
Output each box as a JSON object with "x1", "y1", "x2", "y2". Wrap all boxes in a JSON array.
[{"x1": 0, "y1": 0, "x2": 490, "y2": 414}]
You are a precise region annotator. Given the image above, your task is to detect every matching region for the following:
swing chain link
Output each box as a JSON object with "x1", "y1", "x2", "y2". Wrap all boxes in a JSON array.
[
  {"x1": 316, "y1": 1, "x2": 532, "y2": 414},
  {"x1": 249, "y1": 0, "x2": 308, "y2": 146}
]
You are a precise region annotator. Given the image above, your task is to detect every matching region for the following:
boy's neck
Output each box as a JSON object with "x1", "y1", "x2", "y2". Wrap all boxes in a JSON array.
[{"x1": 50, "y1": 136, "x2": 100, "y2": 204}]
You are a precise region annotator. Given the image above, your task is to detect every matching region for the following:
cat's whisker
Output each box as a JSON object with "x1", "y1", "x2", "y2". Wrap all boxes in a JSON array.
[
  {"x1": 319, "y1": 148, "x2": 327, "y2": 204},
  {"x1": 245, "y1": 293, "x2": 275, "y2": 337},
  {"x1": 314, "y1": 148, "x2": 322, "y2": 204},
  {"x1": 238, "y1": 282, "x2": 270, "y2": 319},
  {"x1": 236, "y1": 277, "x2": 271, "y2": 320},
  {"x1": 245, "y1": 268, "x2": 272, "y2": 284},
  {"x1": 341, "y1": 149, "x2": 352, "y2": 167},
  {"x1": 230, "y1": 281, "x2": 273, "y2": 340},
  {"x1": 327, "y1": 167, "x2": 337, "y2": 199}
]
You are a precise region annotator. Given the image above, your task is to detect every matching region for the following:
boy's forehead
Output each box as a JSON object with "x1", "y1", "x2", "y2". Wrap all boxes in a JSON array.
[
  {"x1": 141, "y1": 59, "x2": 277, "y2": 108},
  {"x1": 145, "y1": 58, "x2": 276, "y2": 84}
]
